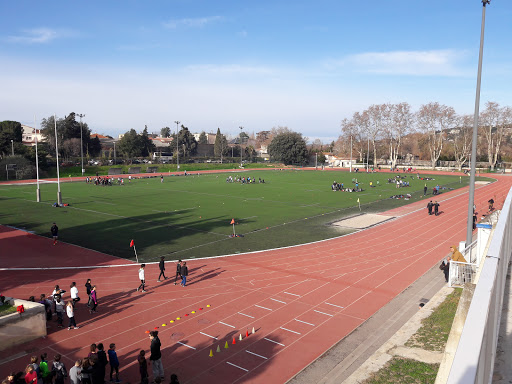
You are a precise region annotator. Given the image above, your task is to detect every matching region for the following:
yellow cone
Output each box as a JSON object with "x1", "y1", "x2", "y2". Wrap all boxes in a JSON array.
[
  {"x1": 224, "y1": 341, "x2": 229, "y2": 349},
  {"x1": 191, "y1": 311, "x2": 196, "y2": 314},
  {"x1": 170, "y1": 320, "x2": 174, "y2": 323},
  {"x1": 216, "y1": 345, "x2": 221, "y2": 353},
  {"x1": 177, "y1": 317, "x2": 181, "y2": 320},
  {"x1": 207, "y1": 304, "x2": 211, "y2": 308},
  {"x1": 209, "y1": 349, "x2": 213, "y2": 358},
  {"x1": 162, "y1": 324, "x2": 166, "y2": 327}
]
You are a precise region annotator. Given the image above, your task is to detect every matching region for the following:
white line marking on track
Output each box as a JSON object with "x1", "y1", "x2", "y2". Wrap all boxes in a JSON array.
[
  {"x1": 246, "y1": 350, "x2": 268, "y2": 360},
  {"x1": 200, "y1": 332, "x2": 218, "y2": 340},
  {"x1": 325, "y1": 302, "x2": 345, "y2": 309},
  {"x1": 270, "y1": 298, "x2": 287, "y2": 304},
  {"x1": 219, "y1": 321, "x2": 235, "y2": 328},
  {"x1": 284, "y1": 291, "x2": 300, "y2": 297},
  {"x1": 255, "y1": 304, "x2": 272, "y2": 311},
  {"x1": 226, "y1": 362, "x2": 249, "y2": 372},
  {"x1": 238, "y1": 312, "x2": 255, "y2": 318},
  {"x1": 314, "y1": 309, "x2": 334, "y2": 317},
  {"x1": 263, "y1": 337, "x2": 285, "y2": 346},
  {"x1": 294, "y1": 318, "x2": 315, "y2": 326},
  {"x1": 280, "y1": 327, "x2": 301, "y2": 335},
  {"x1": 177, "y1": 341, "x2": 196, "y2": 350}
]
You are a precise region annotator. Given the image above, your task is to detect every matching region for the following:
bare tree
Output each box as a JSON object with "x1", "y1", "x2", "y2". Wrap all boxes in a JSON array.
[
  {"x1": 416, "y1": 102, "x2": 456, "y2": 169},
  {"x1": 386, "y1": 102, "x2": 412, "y2": 169},
  {"x1": 453, "y1": 115, "x2": 473, "y2": 170},
  {"x1": 480, "y1": 102, "x2": 509, "y2": 171},
  {"x1": 342, "y1": 114, "x2": 367, "y2": 162}
]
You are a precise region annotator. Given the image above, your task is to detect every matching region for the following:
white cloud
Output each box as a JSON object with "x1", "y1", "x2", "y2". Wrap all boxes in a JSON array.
[
  {"x1": 329, "y1": 49, "x2": 470, "y2": 77},
  {"x1": 5, "y1": 28, "x2": 60, "y2": 44},
  {"x1": 163, "y1": 16, "x2": 223, "y2": 29}
]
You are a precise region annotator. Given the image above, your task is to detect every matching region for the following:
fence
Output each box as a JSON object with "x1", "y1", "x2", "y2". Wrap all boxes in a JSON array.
[
  {"x1": 447, "y1": 186, "x2": 512, "y2": 383},
  {"x1": 448, "y1": 261, "x2": 477, "y2": 287}
]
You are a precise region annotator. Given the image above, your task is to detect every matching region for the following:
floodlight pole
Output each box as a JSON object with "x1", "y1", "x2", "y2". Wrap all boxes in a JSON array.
[
  {"x1": 11, "y1": 140, "x2": 14, "y2": 156},
  {"x1": 466, "y1": 0, "x2": 490, "y2": 248},
  {"x1": 54, "y1": 114, "x2": 62, "y2": 205},
  {"x1": 239, "y1": 126, "x2": 244, "y2": 166},
  {"x1": 77, "y1": 113, "x2": 85, "y2": 176},
  {"x1": 174, "y1": 120, "x2": 180, "y2": 170},
  {"x1": 350, "y1": 135, "x2": 353, "y2": 172},
  {"x1": 34, "y1": 115, "x2": 41, "y2": 202}
]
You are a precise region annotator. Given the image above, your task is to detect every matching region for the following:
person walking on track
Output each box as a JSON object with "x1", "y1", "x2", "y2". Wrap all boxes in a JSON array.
[
  {"x1": 157, "y1": 257, "x2": 167, "y2": 282},
  {"x1": 51, "y1": 222, "x2": 59, "y2": 245},
  {"x1": 180, "y1": 262, "x2": 188, "y2": 287},
  {"x1": 174, "y1": 260, "x2": 182, "y2": 285},
  {"x1": 137, "y1": 264, "x2": 146, "y2": 292},
  {"x1": 427, "y1": 201, "x2": 433, "y2": 215}
]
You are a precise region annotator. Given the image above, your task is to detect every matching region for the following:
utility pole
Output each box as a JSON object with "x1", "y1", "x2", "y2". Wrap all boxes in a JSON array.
[
  {"x1": 76, "y1": 113, "x2": 85, "y2": 176},
  {"x1": 174, "y1": 121, "x2": 180, "y2": 170},
  {"x1": 54, "y1": 114, "x2": 62, "y2": 205},
  {"x1": 34, "y1": 115, "x2": 41, "y2": 202}
]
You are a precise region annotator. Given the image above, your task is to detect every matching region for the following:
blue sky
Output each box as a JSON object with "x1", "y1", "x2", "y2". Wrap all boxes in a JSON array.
[{"x1": 1, "y1": 1, "x2": 511, "y2": 143}]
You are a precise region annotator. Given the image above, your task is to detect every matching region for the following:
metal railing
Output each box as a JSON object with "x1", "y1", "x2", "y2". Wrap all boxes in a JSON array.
[
  {"x1": 448, "y1": 260, "x2": 478, "y2": 287},
  {"x1": 447, "y1": 186, "x2": 512, "y2": 383}
]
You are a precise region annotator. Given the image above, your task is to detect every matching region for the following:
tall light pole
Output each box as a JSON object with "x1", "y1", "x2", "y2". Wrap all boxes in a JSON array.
[
  {"x1": 466, "y1": 0, "x2": 491, "y2": 248},
  {"x1": 77, "y1": 113, "x2": 85, "y2": 176},
  {"x1": 11, "y1": 140, "x2": 14, "y2": 156},
  {"x1": 239, "y1": 126, "x2": 244, "y2": 166},
  {"x1": 113, "y1": 141, "x2": 116, "y2": 164},
  {"x1": 174, "y1": 120, "x2": 180, "y2": 170},
  {"x1": 34, "y1": 115, "x2": 41, "y2": 202},
  {"x1": 349, "y1": 135, "x2": 353, "y2": 172},
  {"x1": 54, "y1": 114, "x2": 62, "y2": 205}
]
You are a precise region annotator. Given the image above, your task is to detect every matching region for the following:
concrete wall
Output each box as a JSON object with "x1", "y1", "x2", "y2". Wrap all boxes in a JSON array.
[{"x1": 0, "y1": 298, "x2": 47, "y2": 351}]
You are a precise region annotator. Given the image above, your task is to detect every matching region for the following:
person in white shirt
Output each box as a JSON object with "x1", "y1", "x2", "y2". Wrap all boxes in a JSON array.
[
  {"x1": 137, "y1": 264, "x2": 146, "y2": 293},
  {"x1": 70, "y1": 282, "x2": 80, "y2": 307},
  {"x1": 66, "y1": 301, "x2": 79, "y2": 330}
]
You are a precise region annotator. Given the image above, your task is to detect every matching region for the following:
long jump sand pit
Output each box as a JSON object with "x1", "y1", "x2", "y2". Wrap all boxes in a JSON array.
[{"x1": 331, "y1": 213, "x2": 395, "y2": 229}]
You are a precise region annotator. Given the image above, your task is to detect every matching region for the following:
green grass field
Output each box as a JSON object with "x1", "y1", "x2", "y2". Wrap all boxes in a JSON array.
[{"x1": 0, "y1": 170, "x2": 481, "y2": 262}]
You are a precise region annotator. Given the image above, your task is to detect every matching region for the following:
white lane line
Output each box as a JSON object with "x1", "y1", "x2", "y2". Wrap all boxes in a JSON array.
[
  {"x1": 238, "y1": 312, "x2": 255, "y2": 319},
  {"x1": 263, "y1": 337, "x2": 285, "y2": 346},
  {"x1": 246, "y1": 350, "x2": 268, "y2": 360},
  {"x1": 200, "y1": 332, "x2": 218, "y2": 340},
  {"x1": 280, "y1": 327, "x2": 301, "y2": 335},
  {"x1": 284, "y1": 291, "x2": 300, "y2": 297},
  {"x1": 219, "y1": 321, "x2": 235, "y2": 328},
  {"x1": 325, "y1": 302, "x2": 345, "y2": 309},
  {"x1": 294, "y1": 318, "x2": 315, "y2": 326},
  {"x1": 226, "y1": 362, "x2": 249, "y2": 372},
  {"x1": 314, "y1": 309, "x2": 334, "y2": 317},
  {"x1": 177, "y1": 341, "x2": 196, "y2": 350},
  {"x1": 255, "y1": 305, "x2": 272, "y2": 311},
  {"x1": 270, "y1": 298, "x2": 287, "y2": 304}
]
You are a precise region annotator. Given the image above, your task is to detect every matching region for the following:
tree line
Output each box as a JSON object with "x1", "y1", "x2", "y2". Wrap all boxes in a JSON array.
[{"x1": 339, "y1": 101, "x2": 512, "y2": 170}]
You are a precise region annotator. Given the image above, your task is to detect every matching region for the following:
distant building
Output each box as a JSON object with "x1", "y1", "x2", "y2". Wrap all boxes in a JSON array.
[{"x1": 21, "y1": 125, "x2": 44, "y2": 146}]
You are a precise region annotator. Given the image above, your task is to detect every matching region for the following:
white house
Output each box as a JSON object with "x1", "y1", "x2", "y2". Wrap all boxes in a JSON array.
[{"x1": 21, "y1": 125, "x2": 44, "y2": 146}]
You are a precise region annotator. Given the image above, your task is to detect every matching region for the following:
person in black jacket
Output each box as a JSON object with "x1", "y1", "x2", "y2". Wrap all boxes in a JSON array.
[
  {"x1": 180, "y1": 262, "x2": 188, "y2": 287},
  {"x1": 96, "y1": 344, "x2": 108, "y2": 383},
  {"x1": 427, "y1": 201, "x2": 433, "y2": 215},
  {"x1": 51, "y1": 223, "x2": 59, "y2": 245},
  {"x1": 174, "y1": 260, "x2": 182, "y2": 285},
  {"x1": 434, "y1": 201, "x2": 440, "y2": 216},
  {"x1": 149, "y1": 331, "x2": 164, "y2": 381},
  {"x1": 157, "y1": 256, "x2": 167, "y2": 282}
]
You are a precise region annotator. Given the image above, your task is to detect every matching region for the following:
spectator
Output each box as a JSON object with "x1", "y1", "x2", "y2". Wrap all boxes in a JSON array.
[
  {"x1": 96, "y1": 344, "x2": 108, "y2": 384},
  {"x1": 149, "y1": 331, "x2": 164, "y2": 381},
  {"x1": 137, "y1": 350, "x2": 148, "y2": 384},
  {"x1": 107, "y1": 344, "x2": 120, "y2": 383},
  {"x1": 24, "y1": 366, "x2": 37, "y2": 384},
  {"x1": 69, "y1": 360, "x2": 82, "y2": 384},
  {"x1": 51, "y1": 355, "x2": 67, "y2": 384}
]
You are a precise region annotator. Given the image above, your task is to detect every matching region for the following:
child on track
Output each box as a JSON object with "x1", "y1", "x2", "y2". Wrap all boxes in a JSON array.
[
  {"x1": 89, "y1": 286, "x2": 98, "y2": 313},
  {"x1": 137, "y1": 350, "x2": 148, "y2": 384},
  {"x1": 137, "y1": 264, "x2": 146, "y2": 293},
  {"x1": 70, "y1": 282, "x2": 80, "y2": 307},
  {"x1": 51, "y1": 223, "x2": 58, "y2": 245},
  {"x1": 54, "y1": 296, "x2": 65, "y2": 328},
  {"x1": 85, "y1": 279, "x2": 92, "y2": 308},
  {"x1": 108, "y1": 343, "x2": 121, "y2": 383},
  {"x1": 66, "y1": 301, "x2": 79, "y2": 330}
]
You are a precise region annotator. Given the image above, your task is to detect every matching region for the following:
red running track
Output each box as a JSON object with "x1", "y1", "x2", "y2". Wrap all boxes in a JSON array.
[{"x1": 0, "y1": 174, "x2": 510, "y2": 383}]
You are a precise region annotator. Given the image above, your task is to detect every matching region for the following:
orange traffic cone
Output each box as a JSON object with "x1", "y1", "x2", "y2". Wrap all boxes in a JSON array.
[
  {"x1": 232, "y1": 337, "x2": 236, "y2": 345},
  {"x1": 246, "y1": 330, "x2": 249, "y2": 337}
]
